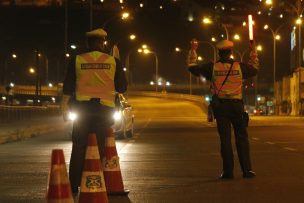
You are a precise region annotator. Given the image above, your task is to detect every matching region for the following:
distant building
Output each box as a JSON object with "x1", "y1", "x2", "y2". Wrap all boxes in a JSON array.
[{"x1": 277, "y1": 68, "x2": 304, "y2": 116}]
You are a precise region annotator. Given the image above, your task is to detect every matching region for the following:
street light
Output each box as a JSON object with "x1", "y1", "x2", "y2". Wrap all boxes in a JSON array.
[
  {"x1": 38, "y1": 52, "x2": 49, "y2": 84},
  {"x1": 264, "y1": 24, "x2": 283, "y2": 112},
  {"x1": 202, "y1": 17, "x2": 229, "y2": 40},
  {"x1": 265, "y1": 0, "x2": 272, "y2": 6},
  {"x1": 202, "y1": 17, "x2": 212, "y2": 24},
  {"x1": 29, "y1": 67, "x2": 35, "y2": 74},
  {"x1": 102, "y1": 11, "x2": 130, "y2": 29},
  {"x1": 233, "y1": 34, "x2": 240, "y2": 41},
  {"x1": 3, "y1": 53, "x2": 17, "y2": 85},
  {"x1": 174, "y1": 46, "x2": 193, "y2": 94},
  {"x1": 138, "y1": 46, "x2": 159, "y2": 92}
]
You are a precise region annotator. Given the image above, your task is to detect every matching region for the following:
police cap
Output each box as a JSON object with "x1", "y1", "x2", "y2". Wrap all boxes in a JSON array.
[
  {"x1": 85, "y1": 28, "x2": 107, "y2": 38},
  {"x1": 216, "y1": 40, "x2": 234, "y2": 50}
]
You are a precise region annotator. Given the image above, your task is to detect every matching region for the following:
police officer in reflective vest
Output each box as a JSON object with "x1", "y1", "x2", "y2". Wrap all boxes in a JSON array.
[
  {"x1": 188, "y1": 40, "x2": 259, "y2": 179},
  {"x1": 62, "y1": 28, "x2": 127, "y2": 194}
]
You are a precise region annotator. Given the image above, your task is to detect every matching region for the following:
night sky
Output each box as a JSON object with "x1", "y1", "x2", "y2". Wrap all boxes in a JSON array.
[{"x1": 0, "y1": 0, "x2": 301, "y2": 92}]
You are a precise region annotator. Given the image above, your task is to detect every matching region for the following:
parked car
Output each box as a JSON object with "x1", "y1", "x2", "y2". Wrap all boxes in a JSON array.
[{"x1": 112, "y1": 93, "x2": 134, "y2": 139}]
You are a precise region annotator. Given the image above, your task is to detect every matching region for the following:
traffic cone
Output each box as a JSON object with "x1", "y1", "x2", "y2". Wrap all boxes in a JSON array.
[
  {"x1": 46, "y1": 149, "x2": 74, "y2": 203},
  {"x1": 103, "y1": 128, "x2": 130, "y2": 195},
  {"x1": 78, "y1": 133, "x2": 108, "y2": 203}
]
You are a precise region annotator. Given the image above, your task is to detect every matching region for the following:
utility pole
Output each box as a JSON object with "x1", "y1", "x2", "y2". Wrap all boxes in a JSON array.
[
  {"x1": 35, "y1": 49, "x2": 40, "y2": 106},
  {"x1": 89, "y1": 0, "x2": 93, "y2": 30}
]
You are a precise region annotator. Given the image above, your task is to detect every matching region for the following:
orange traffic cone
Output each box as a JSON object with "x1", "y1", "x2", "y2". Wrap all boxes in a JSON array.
[
  {"x1": 78, "y1": 133, "x2": 108, "y2": 203},
  {"x1": 46, "y1": 149, "x2": 74, "y2": 203},
  {"x1": 103, "y1": 128, "x2": 129, "y2": 195}
]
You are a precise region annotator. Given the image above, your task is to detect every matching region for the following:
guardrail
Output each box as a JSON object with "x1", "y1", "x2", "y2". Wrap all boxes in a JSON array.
[{"x1": 0, "y1": 105, "x2": 61, "y2": 123}]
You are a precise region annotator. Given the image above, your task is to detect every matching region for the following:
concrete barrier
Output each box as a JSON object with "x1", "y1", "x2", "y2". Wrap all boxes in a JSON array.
[
  {"x1": 0, "y1": 116, "x2": 69, "y2": 144},
  {"x1": 127, "y1": 91, "x2": 208, "y2": 112}
]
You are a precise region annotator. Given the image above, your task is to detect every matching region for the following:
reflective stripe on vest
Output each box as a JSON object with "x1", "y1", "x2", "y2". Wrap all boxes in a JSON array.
[
  {"x1": 211, "y1": 62, "x2": 243, "y2": 99},
  {"x1": 75, "y1": 51, "x2": 116, "y2": 107}
]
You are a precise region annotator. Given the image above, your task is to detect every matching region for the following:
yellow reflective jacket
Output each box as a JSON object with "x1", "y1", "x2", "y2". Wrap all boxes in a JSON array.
[
  {"x1": 75, "y1": 51, "x2": 116, "y2": 107},
  {"x1": 211, "y1": 62, "x2": 243, "y2": 99}
]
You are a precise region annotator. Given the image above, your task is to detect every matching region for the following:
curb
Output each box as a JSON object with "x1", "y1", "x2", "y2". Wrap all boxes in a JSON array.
[{"x1": 0, "y1": 118, "x2": 69, "y2": 144}]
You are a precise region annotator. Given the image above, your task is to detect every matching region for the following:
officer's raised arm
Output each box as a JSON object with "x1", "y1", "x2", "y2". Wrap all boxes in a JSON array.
[{"x1": 240, "y1": 41, "x2": 260, "y2": 80}]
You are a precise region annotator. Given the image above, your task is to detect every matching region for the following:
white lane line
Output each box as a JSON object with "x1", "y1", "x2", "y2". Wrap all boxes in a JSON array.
[
  {"x1": 120, "y1": 143, "x2": 132, "y2": 153},
  {"x1": 283, "y1": 147, "x2": 297, "y2": 151},
  {"x1": 265, "y1": 141, "x2": 275, "y2": 145},
  {"x1": 118, "y1": 118, "x2": 152, "y2": 154},
  {"x1": 252, "y1": 137, "x2": 260, "y2": 141}
]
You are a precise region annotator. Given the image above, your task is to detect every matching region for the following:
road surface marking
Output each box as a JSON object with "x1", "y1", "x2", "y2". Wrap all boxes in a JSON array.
[
  {"x1": 283, "y1": 147, "x2": 297, "y2": 151},
  {"x1": 265, "y1": 141, "x2": 275, "y2": 145},
  {"x1": 119, "y1": 143, "x2": 132, "y2": 153},
  {"x1": 252, "y1": 137, "x2": 260, "y2": 141}
]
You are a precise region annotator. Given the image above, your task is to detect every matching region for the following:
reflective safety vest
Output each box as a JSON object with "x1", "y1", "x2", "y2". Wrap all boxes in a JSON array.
[
  {"x1": 211, "y1": 62, "x2": 243, "y2": 99},
  {"x1": 75, "y1": 51, "x2": 116, "y2": 107}
]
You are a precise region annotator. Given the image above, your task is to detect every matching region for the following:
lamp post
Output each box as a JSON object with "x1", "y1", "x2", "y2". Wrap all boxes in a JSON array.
[
  {"x1": 138, "y1": 47, "x2": 159, "y2": 92},
  {"x1": 202, "y1": 17, "x2": 229, "y2": 40},
  {"x1": 221, "y1": 24, "x2": 229, "y2": 40},
  {"x1": 112, "y1": 33, "x2": 136, "y2": 84},
  {"x1": 175, "y1": 47, "x2": 193, "y2": 94},
  {"x1": 34, "y1": 50, "x2": 40, "y2": 106},
  {"x1": 233, "y1": 49, "x2": 247, "y2": 62},
  {"x1": 3, "y1": 53, "x2": 17, "y2": 85},
  {"x1": 264, "y1": 24, "x2": 283, "y2": 113},
  {"x1": 38, "y1": 52, "x2": 49, "y2": 85}
]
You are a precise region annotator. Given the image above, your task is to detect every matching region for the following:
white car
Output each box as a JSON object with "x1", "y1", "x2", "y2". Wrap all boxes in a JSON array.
[{"x1": 112, "y1": 93, "x2": 134, "y2": 139}]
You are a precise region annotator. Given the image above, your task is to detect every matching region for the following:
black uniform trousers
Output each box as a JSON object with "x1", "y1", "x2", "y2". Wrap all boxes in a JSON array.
[
  {"x1": 68, "y1": 100, "x2": 114, "y2": 193},
  {"x1": 213, "y1": 99, "x2": 252, "y2": 175}
]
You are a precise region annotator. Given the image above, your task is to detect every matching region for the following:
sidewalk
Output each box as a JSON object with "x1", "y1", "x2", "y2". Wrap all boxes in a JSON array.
[
  {"x1": 0, "y1": 116, "x2": 70, "y2": 144},
  {"x1": 249, "y1": 115, "x2": 304, "y2": 126}
]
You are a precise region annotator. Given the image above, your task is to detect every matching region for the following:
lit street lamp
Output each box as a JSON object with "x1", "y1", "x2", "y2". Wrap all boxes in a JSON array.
[
  {"x1": 138, "y1": 46, "x2": 159, "y2": 92},
  {"x1": 3, "y1": 53, "x2": 17, "y2": 85},
  {"x1": 102, "y1": 11, "x2": 130, "y2": 29},
  {"x1": 202, "y1": 17, "x2": 229, "y2": 40},
  {"x1": 264, "y1": 24, "x2": 283, "y2": 112},
  {"x1": 29, "y1": 67, "x2": 35, "y2": 74}
]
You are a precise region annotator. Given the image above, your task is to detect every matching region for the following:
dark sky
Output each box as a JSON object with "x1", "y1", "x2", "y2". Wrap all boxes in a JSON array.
[{"x1": 0, "y1": 0, "x2": 300, "y2": 90}]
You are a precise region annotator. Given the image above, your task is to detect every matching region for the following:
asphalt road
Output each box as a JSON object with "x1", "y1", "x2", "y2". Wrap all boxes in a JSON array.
[{"x1": 0, "y1": 96, "x2": 304, "y2": 203}]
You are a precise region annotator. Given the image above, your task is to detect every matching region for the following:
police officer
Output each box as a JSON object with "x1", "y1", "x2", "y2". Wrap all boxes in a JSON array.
[
  {"x1": 188, "y1": 40, "x2": 259, "y2": 179},
  {"x1": 62, "y1": 28, "x2": 127, "y2": 194}
]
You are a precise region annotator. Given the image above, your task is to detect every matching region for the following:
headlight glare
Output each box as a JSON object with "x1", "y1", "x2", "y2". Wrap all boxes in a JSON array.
[
  {"x1": 113, "y1": 111, "x2": 122, "y2": 121},
  {"x1": 68, "y1": 112, "x2": 78, "y2": 121}
]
